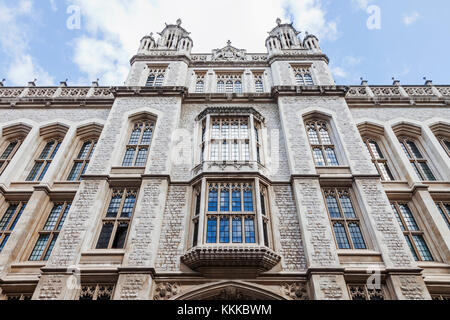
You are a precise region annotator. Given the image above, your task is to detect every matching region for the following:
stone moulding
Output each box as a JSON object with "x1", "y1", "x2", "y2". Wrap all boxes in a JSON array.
[{"x1": 180, "y1": 245, "x2": 281, "y2": 274}]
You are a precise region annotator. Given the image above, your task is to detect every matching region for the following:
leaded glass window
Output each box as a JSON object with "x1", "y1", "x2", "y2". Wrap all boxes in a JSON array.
[
  {"x1": 398, "y1": 138, "x2": 436, "y2": 181},
  {"x1": 122, "y1": 121, "x2": 155, "y2": 167},
  {"x1": 391, "y1": 202, "x2": 434, "y2": 261},
  {"x1": 29, "y1": 202, "x2": 70, "y2": 261},
  {"x1": 293, "y1": 66, "x2": 314, "y2": 86},
  {"x1": 96, "y1": 189, "x2": 137, "y2": 250},
  {"x1": 26, "y1": 139, "x2": 62, "y2": 182},
  {"x1": 206, "y1": 183, "x2": 256, "y2": 244},
  {"x1": 0, "y1": 139, "x2": 22, "y2": 176},
  {"x1": 146, "y1": 67, "x2": 166, "y2": 87},
  {"x1": 79, "y1": 284, "x2": 115, "y2": 301},
  {"x1": 0, "y1": 202, "x2": 26, "y2": 252},
  {"x1": 324, "y1": 188, "x2": 367, "y2": 250},
  {"x1": 216, "y1": 74, "x2": 243, "y2": 93},
  {"x1": 436, "y1": 202, "x2": 450, "y2": 229},
  {"x1": 306, "y1": 121, "x2": 339, "y2": 166},
  {"x1": 67, "y1": 139, "x2": 97, "y2": 181},
  {"x1": 363, "y1": 138, "x2": 395, "y2": 181}
]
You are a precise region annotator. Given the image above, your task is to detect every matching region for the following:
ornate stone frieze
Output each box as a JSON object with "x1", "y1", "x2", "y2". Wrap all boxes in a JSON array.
[
  {"x1": 281, "y1": 282, "x2": 309, "y2": 300},
  {"x1": 153, "y1": 282, "x2": 181, "y2": 300}
]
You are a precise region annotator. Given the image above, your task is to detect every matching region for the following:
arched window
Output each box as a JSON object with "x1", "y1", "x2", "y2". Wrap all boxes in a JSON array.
[
  {"x1": 293, "y1": 66, "x2": 314, "y2": 86},
  {"x1": 146, "y1": 74, "x2": 156, "y2": 87},
  {"x1": 217, "y1": 80, "x2": 225, "y2": 93},
  {"x1": 26, "y1": 139, "x2": 62, "y2": 182},
  {"x1": 122, "y1": 120, "x2": 155, "y2": 167},
  {"x1": 67, "y1": 139, "x2": 97, "y2": 181},
  {"x1": 324, "y1": 188, "x2": 367, "y2": 250},
  {"x1": 155, "y1": 74, "x2": 164, "y2": 87},
  {"x1": 391, "y1": 202, "x2": 434, "y2": 261},
  {"x1": 234, "y1": 81, "x2": 242, "y2": 94},
  {"x1": 226, "y1": 80, "x2": 234, "y2": 93},
  {"x1": 255, "y1": 80, "x2": 264, "y2": 93},
  {"x1": 196, "y1": 80, "x2": 204, "y2": 93},
  {"x1": 363, "y1": 138, "x2": 394, "y2": 181},
  {"x1": 295, "y1": 74, "x2": 304, "y2": 85},
  {"x1": 304, "y1": 74, "x2": 314, "y2": 85},
  {"x1": 306, "y1": 120, "x2": 339, "y2": 166},
  {"x1": 0, "y1": 202, "x2": 27, "y2": 252},
  {"x1": 146, "y1": 67, "x2": 166, "y2": 87},
  {"x1": 96, "y1": 189, "x2": 137, "y2": 250},
  {"x1": 398, "y1": 138, "x2": 436, "y2": 181}
]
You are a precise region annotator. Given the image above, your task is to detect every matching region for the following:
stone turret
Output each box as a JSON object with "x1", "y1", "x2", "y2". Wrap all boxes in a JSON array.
[
  {"x1": 303, "y1": 32, "x2": 321, "y2": 53},
  {"x1": 265, "y1": 18, "x2": 303, "y2": 55}
]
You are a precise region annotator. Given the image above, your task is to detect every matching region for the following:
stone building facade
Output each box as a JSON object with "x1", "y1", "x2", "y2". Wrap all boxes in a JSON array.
[{"x1": 0, "y1": 19, "x2": 449, "y2": 300}]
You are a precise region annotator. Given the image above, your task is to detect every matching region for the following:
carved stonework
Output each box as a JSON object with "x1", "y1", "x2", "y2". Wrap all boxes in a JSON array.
[
  {"x1": 153, "y1": 282, "x2": 180, "y2": 300},
  {"x1": 281, "y1": 283, "x2": 309, "y2": 300},
  {"x1": 399, "y1": 276, "x2": 426, "y2": 300},
  {"x1": 205, "y1": 287, "x2": 255, "y2": 300},
  {"x1": 212, "y1": 41, "x2": 247, "y2": 61},
  {"x1": 319, "y1": 276, "x2": 343, "y2": 300}
]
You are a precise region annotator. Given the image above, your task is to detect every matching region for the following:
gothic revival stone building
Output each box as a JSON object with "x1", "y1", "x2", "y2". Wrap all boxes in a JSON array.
[{"x1": 0, "y1": 19, "x2": 449, "y2": 300}]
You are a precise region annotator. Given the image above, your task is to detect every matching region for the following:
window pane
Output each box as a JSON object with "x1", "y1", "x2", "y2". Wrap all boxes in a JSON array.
[
  {"x1": 232, "y1": 142, "x2": 239, "y2": 161},
  {"x1": 26, "y1": 162, "x2": 43, "y2": 181},
  {"x1": 44, "y1": 204, "x2": 63, "y2": 231},
  {"x1": 77, "y1": 141, "x2": 92, "y2": 159},
  {"x1": 325, "y1": 148, "x2": 339, "y2": 166},
  {"x1": 419, "y1": 162, "x2": 436, "y2": 181},
  {"x1": 304, "y1": 74, "x2": 314, "y2": 85},
  {"x1": 112, "y1": 223, "x2": 129, "y2": 249},
  {"x1": 155, "y1": 75, "x2": 164, "y2": 87},
  {"x1": 106, "y1": 196, "x2": 122, "y2": 218},
  {"x1": 242, "y1": 142, "x2": 250, "y2": 161},
  {"x1": 232, "y1": 218, "x2": 242, "y2": 243},
  {"x1": 244, "y1": 218, "x2": 256, "y2": 243},
  {"x1": 326, "y1": 195, "x2": 341, "y2": 218},
  {"x1": 240, "y1": 122, "x2": 248, "y2": 139},
  {"x1": 407, "y1": 141, "x2": 423, "y2": 158},
  {"x1": 10, "y1": 204, "x2": 26, "y2": 230},
  {"x1": 404, "y1": 235, "x2": 419, "y2": 261},
  {"x1": 121, "y1": 195, "x2": 136, "y2": 218},
  {"x1": 49, "y1": 142, "x2": 61, "y2": 160},
  {"x1": 29, "y1": 234, "x2": 50, "y2": 261},
  {"x1": 436, "y1": 204, "x2": 450, "y2": 229},
  {"x1": 141, "y1": 128, "x2": 153, "y2": 145},
  {"x1": 411, "y1": 162, "x2": 423, "y2": 180},
  {"x1": 219, "y1": 218, "x2": 230, "y2": 243},
  {"x1": 243, "y1": 190, "x2": 253, "y2": 211},
  {"x1": 226, "y1": 81, "x2": 233, "y2": 93},
  {"x1": 146, "y1": 75, "x2": 155, "y2": 86},
  {"x1": 208, "y1": 190, "x2": 218, "y2": 212},
  {"x1": 392, "y1": 204, "x2": 406, "y2": 231},
  {"x1": 398, "y1": 204, "x2": 419, "y2": 231},
  {"x1": 308, "y1": 128, "x2": 320, "y2": 144},
  {"x1": 37, "y1": 162, "x2": 50, "y2": 181},
  {"x1": 234, "y1": 81, "x2": 242, "y2": 93},
  {"x1": 67, "y1": 162, "x2": 83, "y2": 181},
  {"x1": 217, "y1": 81, "x2": 224, "y2": 93},
  {"x1": 319, "y1": 128, "x2": 332, "y2": 144},
  {"x1": 39, "y1": 142, "x2": 54, "y2": 159},
  {"x1": 134, "y1": 148, "x2": 148, "y2": 166},
  {"x1": 413, "y1": 235, "x2": 433, "y2": 261},
  {"x1": 122, "y1": 148, "x2": 136, "y2": 167},
  {"x1": 295, "y1": 74, "x2": 304, "y2": 85},
  {"x1": 129, "y1": 128, "x2": 141, "y2": 145},
  {"x1": 1, "y1": 142, "x2": 17, "y2": 159},
  {"x1": 313, "y1": 148, "x2": 325, "y2": 166},
  {"x1": 0, "y1": 235, "x2": 10, "y2": 252},
  {"x1": 96, "y1": 223, "x2": 114, "y2": 249},
  {"x1": 220, "y1": 188, "x2": 229, "y2": 212},
  {"x1": 43, "y1": 234, "x2": 58, "y2": 261},
  {"x1": 0, "y1": 205, "x2": 18, "y2": 231},
  {"x1": 255, "y1": 80, "x2": 264, "y2": 93},
  {"x1": 57, "y1": 204, "x2": 70, "y2": 231},
  {"x1": 196, "y1": 81, "x2": 204, "y2": 93},
  {"x1": 212, "y1": 122, "x2": 220, "y2": 139},
  {"x1": 400, "y1": 142, "x2": 410, "y2": 158},
  {"x1": 348, "y1": 223, "x2": 366, "y2": 249},
  {"x1": 206, "y1": 218, "x2": 217, "y2": 243},
  {"x1": 210, "y1": 143, "x2": 219, "y2": 161},
  {"x1": 88, "y1": 142, "x2": 97, "y2": 160},
  {"x1": 221, "y1": 122, "x2": 229, "y2": 139},
  {"x1": 333, "y1": 223, "x2": 351, "y2": 249},
  {"x1": 232, "y1": 190, "x2": 241, "y2": 212},
  {"x1": 368, "y1": 141, "x2": 384, "y2": 159},
  {"x1": 339, "y1": 195, "x2": 356, "y2": 218},
  {"x1": 379, "y1": 163, "x2": 394, "y2": 181},
  {"x1": 260, "y1": 193, "x2": 266, "y2": 216},
  {"x1": 222, "y1": 142, "x2": 229, "y2": 161}
]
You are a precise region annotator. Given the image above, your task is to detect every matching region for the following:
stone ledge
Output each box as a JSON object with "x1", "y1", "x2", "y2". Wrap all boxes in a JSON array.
[{"x1": 181, "y1": 245, "x2": 281, "y2": 275}]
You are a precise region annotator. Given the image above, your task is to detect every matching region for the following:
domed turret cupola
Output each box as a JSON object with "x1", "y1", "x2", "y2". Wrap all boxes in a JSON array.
[
  {"x1": 265, "y1": 18, "x2": 303, "y2": 54},
  {"x1": 303, "y1": 32, "x2": 321, "y2": 53},
  {"x1": 138, "y1": 33, "x2": 157, "y2": 54},
  {"x1": 157, "y1": 19, "x2": 193, "y2": 54}
]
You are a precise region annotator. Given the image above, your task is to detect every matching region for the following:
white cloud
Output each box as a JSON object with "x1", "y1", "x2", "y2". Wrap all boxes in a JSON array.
[
  {"x1": 403, "y1": 12, "x2": 420, "y2": 26},
  {"x1": 351, "y1": 0, "x2": 375, "y2": 10},
  {"x1": 331, "y1": 67, "x2": 348, "y2": 78},
  {"x1": 0, "y1": 0, "x2": 55, "y2": 85},
  {"x1": 49, "y1": 0, "x2": 57, "y2": 11},
  {"x1": 67, "y1": 0, "x2": 339, "y2": 85}
]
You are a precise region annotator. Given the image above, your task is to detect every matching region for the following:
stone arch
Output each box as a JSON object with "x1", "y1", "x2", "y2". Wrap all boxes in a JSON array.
[
  {"x1": 391, "y1": 121, "x2": 422, "y2": 138},
  {"x1": 356, "y1": 119, "x2": 385, "y2": 138},
  {"x1": 173, "y1": 281, "x2": 287, "y2": 301}
]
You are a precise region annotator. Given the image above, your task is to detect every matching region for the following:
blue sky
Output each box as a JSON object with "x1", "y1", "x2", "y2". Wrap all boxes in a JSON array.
[{"x1": 0, "y1": 0, "x2": 448, "y2": 86}]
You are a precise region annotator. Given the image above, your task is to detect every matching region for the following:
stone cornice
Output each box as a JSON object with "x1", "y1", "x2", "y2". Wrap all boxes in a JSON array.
[
  {"x1": 195, "y1": 106, "x2": 265, "y2": 122},
  {"x1": 272, "y1": 85, "x2": 349, "y2": 98}
]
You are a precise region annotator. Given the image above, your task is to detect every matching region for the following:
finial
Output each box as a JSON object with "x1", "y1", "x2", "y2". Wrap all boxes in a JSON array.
[
  {"x1": 392, "y1": 77, "x2": 400, "y2": 85},
  {"x1": 92, "y1": 78, "x2": 99, "y2": 87},
  {"x1": 360, "y1": 77, "x2": 368, "y2": 85},
  {"x1": 59, "y1": 79, "x2": 68, "y2": 87},
  {"x1": 0, "y1": 78, "x2": 5, "y2": 87},
  {"x1": 227, "y1": 40, "x2": 232, "y2": 46},
  {"x1": 276, "y1": 18, "x2": 281, "y2": 25},
  {"x1": 423, "y1": 77, "x2": 433, "y2": 86},
  {"x1": 28, "y1": 79, "x2": 37, "y2": 87},
  {"x1": 176, "y1": 18, "x2": 182, "y2": 26},
  {"x1": 150, "y1": 32, "x2": 153, "y2": 37}
]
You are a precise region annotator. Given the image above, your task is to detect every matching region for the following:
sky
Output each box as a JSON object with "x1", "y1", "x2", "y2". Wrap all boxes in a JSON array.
[{"x1": 0, "y1": 0, "x2": 448, "y2": 86}]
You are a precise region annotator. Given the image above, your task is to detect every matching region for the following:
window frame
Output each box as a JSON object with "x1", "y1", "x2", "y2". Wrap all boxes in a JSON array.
[
  {"x1": 145, "y1": 67, "x2": 166, "y2": 87},
  {"x1": 0, "y1": 201, "x2": 27, "y2": 252},
  {"x1": 391, "y1": 202, "x2": 434, "y2": 262},
  {"x1": 122, "y1": 120, "x2": 156, "y2": 167},
  {"x1": 67, "y1": 138, "x2": 98, "y2": 181},
  {"x1": 28, "y1": 201, "x2": 71, "y2": 261},
  {"x1": 0, "y1": 139, "x2": 23, "y2": 176},
  {"x1": 438, "y1": 136, "x2": 450, "y2": 157},
  {"x1": 25, "y1": 138, "x2": 63, "y2": 182},
  {"x1": 323, "y1": 188, "x2": 368, "y2": 250},
  {"x1": 95, "y1": 188, "x2": 138, "y2": 250},
  {"x1": 305, "y1": 120, "x2": 340, "y2": 167},
  {"x1": 435, "y1": 201, "x2": 450, "y2": 229},
  {"x1": 362, "y1": 137, "x2": 395, "y2": 181},
  {"x1": 216, "y1": 73, "x2": 244, "y2": 94},
  {"x1": 398, "y1": 137, "x2": 437, "y2": 181}
]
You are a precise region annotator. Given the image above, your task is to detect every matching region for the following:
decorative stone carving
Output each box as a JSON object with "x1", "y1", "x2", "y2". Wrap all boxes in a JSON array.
[
  {"x1": 281, "y1": 282, "x2": 309, "y2": 300},
  {"x1": 319, "y1": 276, "x2": 343, "y2": 300},
  {"x1": 399, "y1": 276, "x2": 427, "y2": 300},
  {"x1": 153, "y1": 282, "x2": 180, "y2": 300},
  {"x1": 0, "y1": 88, "x2": 23, "y2": 97},
  {"x1": 181, "y1": 245, "x2": 281, "y2": 274},
  {"x1": 196, "y1": 106, "x2": 265, "y2": 122},
  {"x1": 371, "y1": 86, "x2": 401, "y2": 96},
  {"x1": 206, "y1": 287, "x2": 255, "y2": 300},
  {"x1": 347, "y1": 86, "x2": 368, "y2": 97},
  {"x1": 404, "y1": 86, "x2": 434, "y2": 96},
  {"x1": 212, "y1": 41, "x2": 247, "y2": 61}
]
